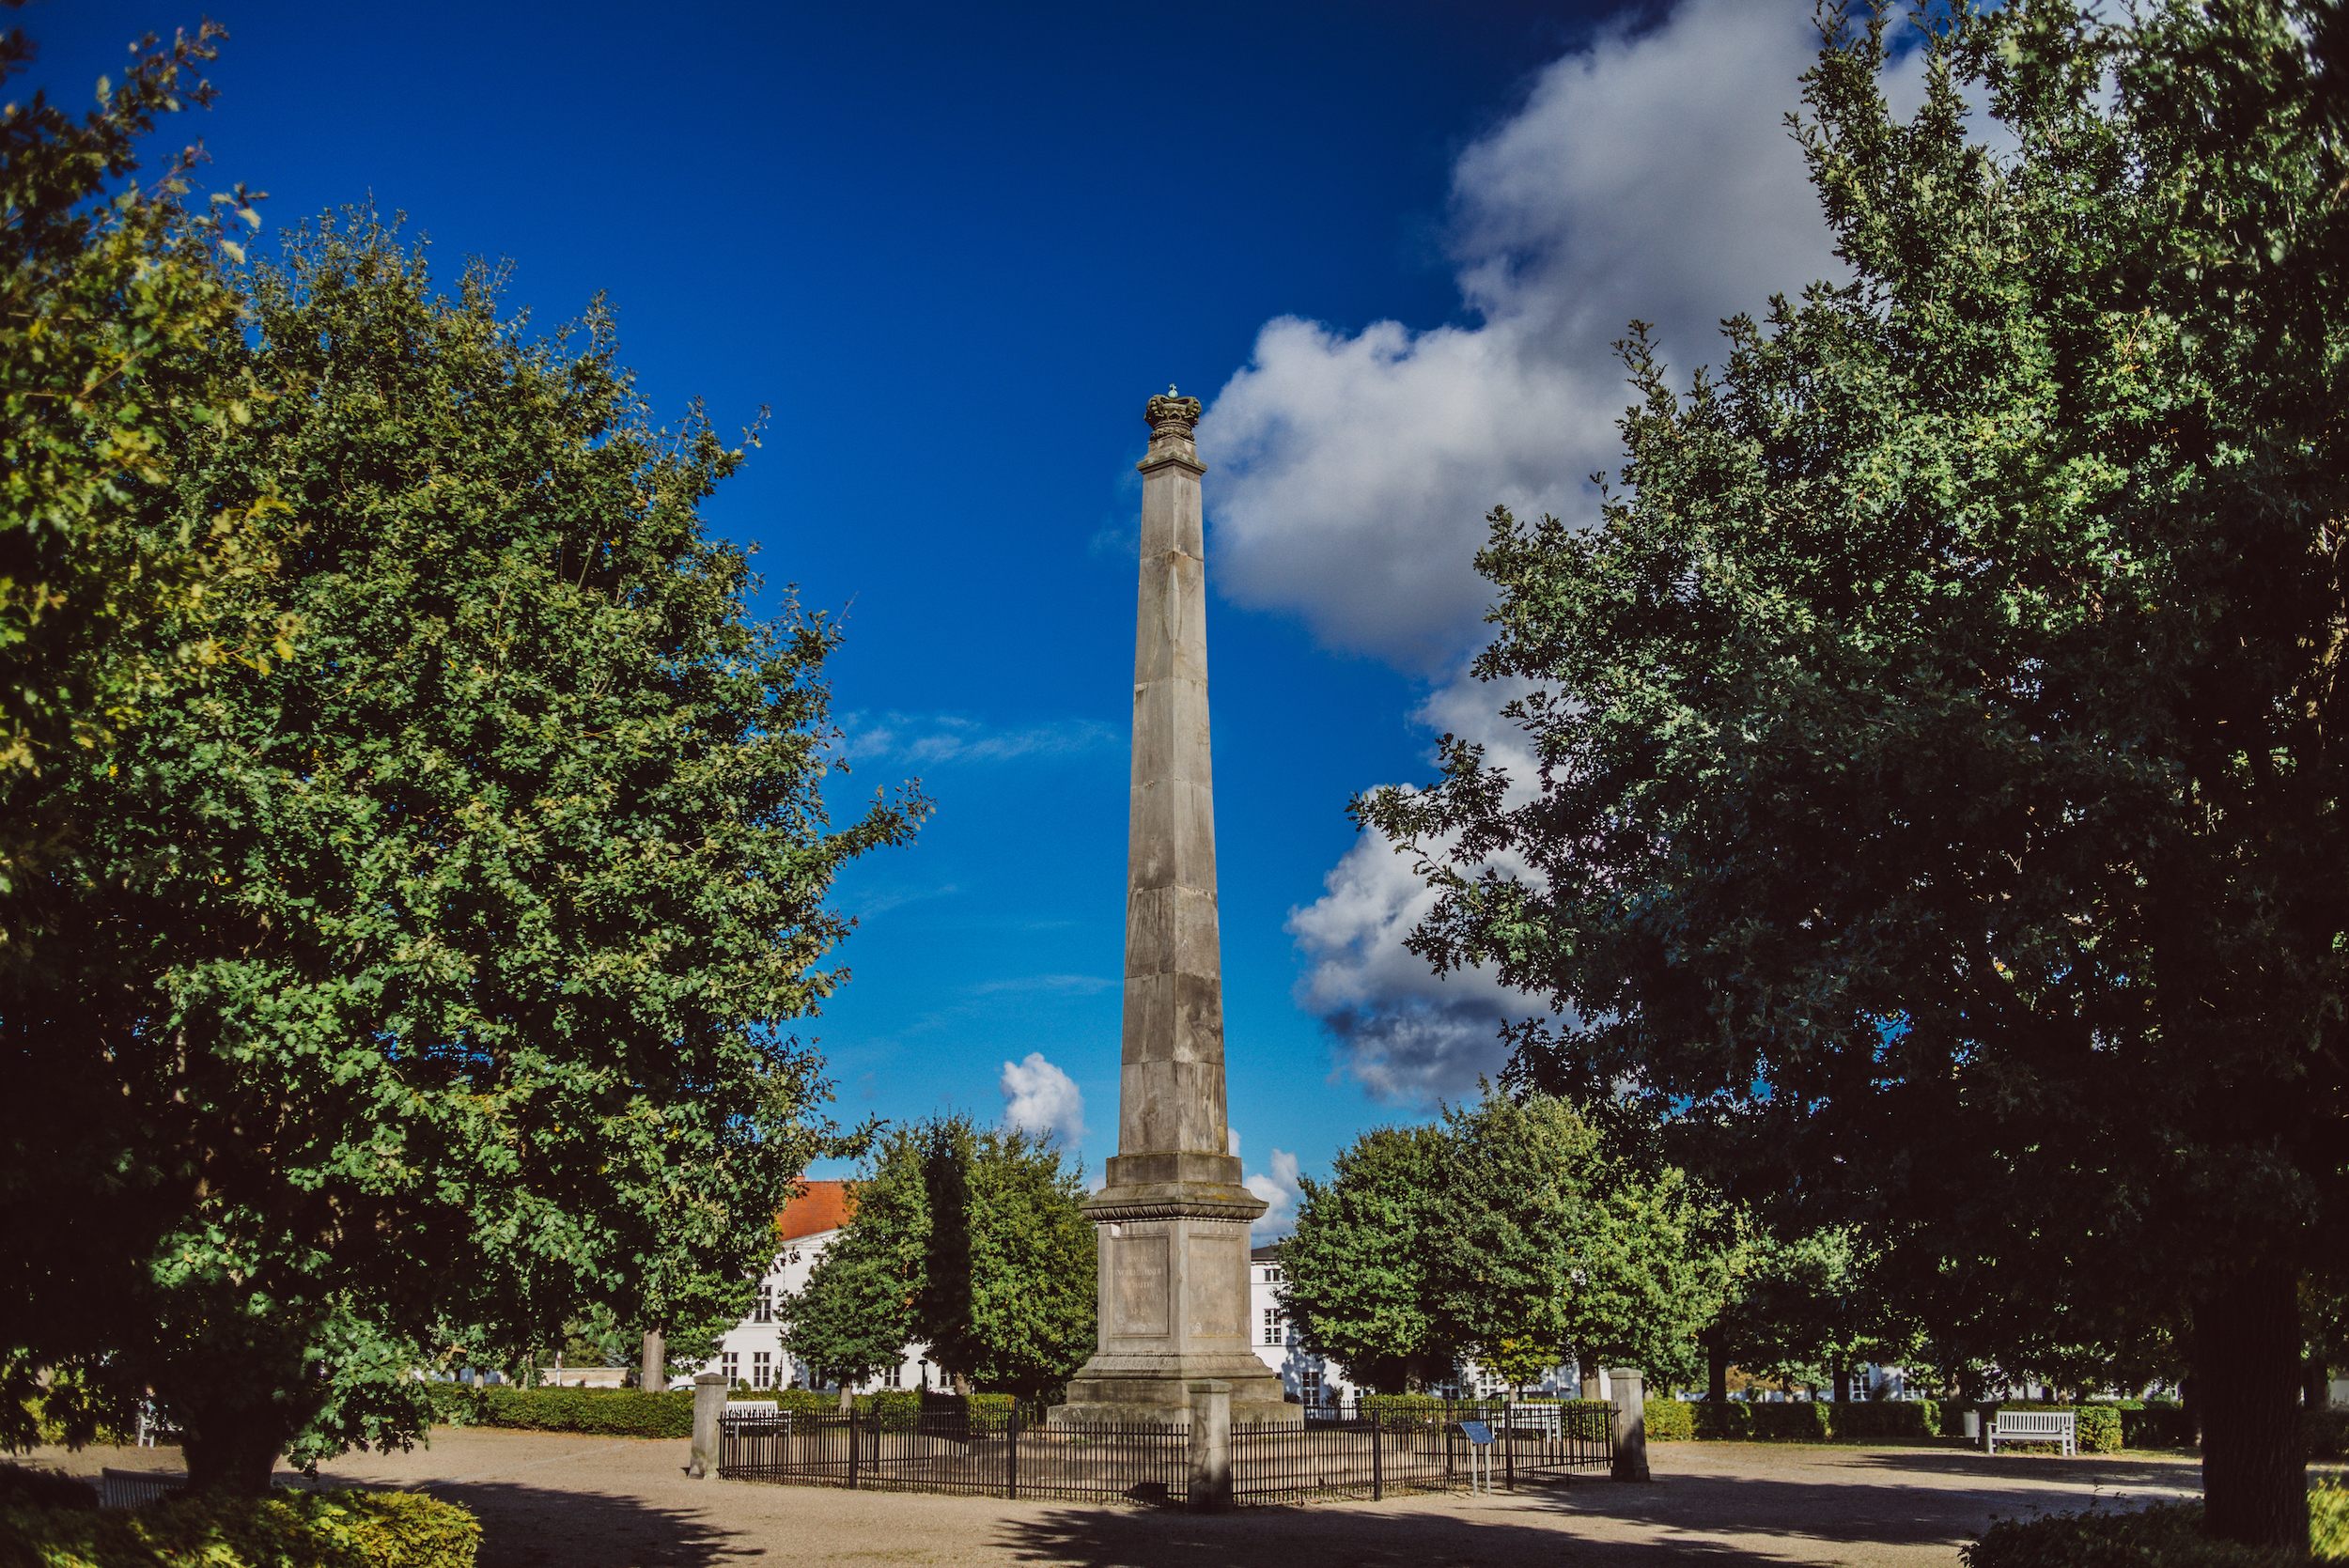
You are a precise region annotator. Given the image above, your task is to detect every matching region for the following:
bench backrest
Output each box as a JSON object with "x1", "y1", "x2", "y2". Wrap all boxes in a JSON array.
[
  {"x1": 1991, "y1": 1410, "x2": 2076, "y2": 1436},
  {"x1": 723, "y1": 1400, "x2": 780, "y2": 1419}
]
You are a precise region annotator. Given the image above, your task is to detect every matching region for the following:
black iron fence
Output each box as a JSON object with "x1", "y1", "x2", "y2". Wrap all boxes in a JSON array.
[
  {"x1": 718, "y1": 1396, "x2": 1614, "y2": 1507},
  {"x1": 719, "y1": 1405, "x2": 1190, "y2": 1505}
]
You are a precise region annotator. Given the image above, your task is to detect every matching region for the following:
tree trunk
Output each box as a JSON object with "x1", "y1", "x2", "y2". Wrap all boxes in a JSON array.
[
  {"x1": 1579, "y1": 1356, "x2": 1602, "y2": 1402},
  {"x1": 2193, "y1": 1263, "x2": 2309, "y2": 1551},
  {"x1": 836, "y1": 1381, "x2": 854, "y2": 1413},
  {"x1": 1831, "y1": 1352, "x2": 1851, "y2": 1405},
  {"x1": 1706, "y1": 1334, "x2": 1730, "y2": 1403},
  {"x1": 640, "y1": 1329, "x2": 665, "y2": 1391},
  {"x1": 951, "y1": 1371, "x2": 971, "y2": 1397}
]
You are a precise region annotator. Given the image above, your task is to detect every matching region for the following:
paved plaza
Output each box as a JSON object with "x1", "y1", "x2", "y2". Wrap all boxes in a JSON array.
[{"x1": 39, "y1": 1432, "x2": 2213, "y2": 1567}]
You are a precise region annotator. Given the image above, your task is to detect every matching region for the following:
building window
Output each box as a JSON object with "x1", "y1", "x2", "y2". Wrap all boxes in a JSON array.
[
  {"x1": 752, "y1": 1351, "x2": 772, "y2": 1389},
  {"x1": 722, "y1": 1352, "x2": 739, "y2": 1385},
  {"x1": 883, "y1": 1361, "x2": 903, "y2": 1389},
  {"x1": 753, "y1": 1285, "x2": 773, "y2": 1325},
  {"x1": 1262, "y1": 1308, "x2": 1285, "y2": 1346}
]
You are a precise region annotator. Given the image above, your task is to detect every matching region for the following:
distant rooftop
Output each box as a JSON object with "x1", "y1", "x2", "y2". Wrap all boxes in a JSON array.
[
  {"x1": 1251, "y1": 1242, "x2": 1285, "y2": 1263},
  {"x1": 777, "y1": 1179, "x2": 855, "y2": 1243}
]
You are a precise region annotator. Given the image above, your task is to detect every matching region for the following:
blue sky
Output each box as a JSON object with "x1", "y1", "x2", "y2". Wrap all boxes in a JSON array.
[{"x1": 26, "y1": 0, "x2": 1867, "y2": 1227}]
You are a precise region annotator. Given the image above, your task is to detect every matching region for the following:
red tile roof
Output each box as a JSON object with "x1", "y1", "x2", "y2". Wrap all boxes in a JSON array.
[{"x1": 777, "y1": 1180, "x2": 855, "y2": 1243}]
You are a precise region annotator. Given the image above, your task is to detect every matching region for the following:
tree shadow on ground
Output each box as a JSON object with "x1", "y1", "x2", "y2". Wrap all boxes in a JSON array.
[
  {"x1": 988, "y1": 1497, "x2": 1762, "y2": 1568},
  {"x1": 1516, "y1": 1471, "x2": 2035, "y2": 1551},
  {"x1": 1843, "y1": 1449, "x2": 2203, "y2": 1492},
  {"x1": 405, "y1": 1480, "x2": 756, "y2": 1568}
]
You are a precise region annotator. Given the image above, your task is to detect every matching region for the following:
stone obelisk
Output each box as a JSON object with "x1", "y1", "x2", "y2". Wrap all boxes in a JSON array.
[{"x1": 1054, "y1": 389, "x2": 1297, "y2": 1427}]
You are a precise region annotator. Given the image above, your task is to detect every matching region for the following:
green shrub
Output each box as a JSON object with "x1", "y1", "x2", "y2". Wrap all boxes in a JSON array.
[
  {"x1": 1993, "y1": 1403, "x2": 2123, "y2": 1455},
  {"x1": 469, "y1": 1387, "x2": 693, "y2": 1438},
  {"x1": 1692, "y1": 1400, "x2": 1754, "y2": 1440},
  {"x1": 1749, "y1": 1402, "x2": 1835, "y2": 1441},
  {"x1": 0, "y1": 1465, "x2": 98, "y2": 1512},
  {"x1": 1832, "y1": 1400, "x2": 1941, "y2": 1440},
  {"x1": 2314, "y1": 1479, "x2": 2346, "y2": 1562},
  {"x1": 0, "y1": 1489, "x2": 478, "y2": 1568},
  {"x1": 1644, "y1": 1399, "x2": 1693, "y2": 1441},
  {"x1": 1965, "y1": 1491, "x2": 2346, "y2": 1567},
  {"x1": 2105, "y1": 1401, "x2": 2197, "y2": 1452}
]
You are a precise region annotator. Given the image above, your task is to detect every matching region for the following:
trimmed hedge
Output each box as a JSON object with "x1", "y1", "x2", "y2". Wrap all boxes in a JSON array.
[
  {"x1": 1644, "y1": 1399, "x2": 1694, "y2": 1441},
  {"x1": 0, "y1": 1489, "x2": 478, "y2": 1568},
  {"x1": 427, "y1": 1383, "x2": 1011, "y2": 1437},
  {"x1": 2311, "y1": 1409, "x2": 2347, "y2": 1463},
  {"x1": 2102, "y1": 1401, "x2": 2197, "y2": 1452},
  {"x1": 1965, "y1": 1484, "x2": 2347, "y2": 1567},
  {"x1": 0, "y1": 1465, "x2": 99, "y2": 1512},
  {"x1": 1654, "y1": 1399, "x2": 1942, "y2": 1442},
  {"x1": 428, "y1": 1386, "x2": 693, "y2": 1438}
]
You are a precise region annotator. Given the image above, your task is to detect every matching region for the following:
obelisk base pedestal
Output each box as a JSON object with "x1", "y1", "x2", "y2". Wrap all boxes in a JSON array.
[{"x1": 1050, "y1": 1157, "x2": 1301, "y2": 1428}]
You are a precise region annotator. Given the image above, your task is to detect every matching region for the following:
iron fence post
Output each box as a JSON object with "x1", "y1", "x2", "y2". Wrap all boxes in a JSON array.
[
  {"x1": 848, "y1": 1403, "x2": 861, "y2": 1490},
  {"x1": 1504, "y1": 1398, "x2": 1515, "y2": 1490},
  {"x1": 1006, "y1": 1401, "x2": 1019, "y2": 1499},
  {"x1": 1371, "y1": 1408, "x2": 1384, "y2": 1501}
]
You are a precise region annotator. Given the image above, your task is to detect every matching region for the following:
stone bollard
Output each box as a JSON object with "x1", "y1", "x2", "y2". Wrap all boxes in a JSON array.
[
  {"x1": 1188, "y1": 1380, "x2": 1233, "y2": 1512},
  {"x1": 1608, "y1": 1367, "x2": 1651, "y2": 1483},
  {"x1": 689, "y1": 1371, "x2": 726, "y2": 1479}
]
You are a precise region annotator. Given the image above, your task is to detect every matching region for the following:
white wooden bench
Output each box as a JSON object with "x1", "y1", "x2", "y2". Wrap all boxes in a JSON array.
[{"x1": 1986, "y1": 1408, "x2": 2077, "y2": 1455}]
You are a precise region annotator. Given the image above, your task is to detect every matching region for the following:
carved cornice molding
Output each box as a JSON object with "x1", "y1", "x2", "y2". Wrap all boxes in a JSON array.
[{"x1": 1084, "y1": 1197, "x2": 1260, "y2": 1223}]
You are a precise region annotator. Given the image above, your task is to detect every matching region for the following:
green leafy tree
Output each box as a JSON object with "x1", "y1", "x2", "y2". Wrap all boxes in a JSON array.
[
  {"x1": 2, "y1": 214, "x2": 922, "y2": 1492},
  {"x1": 0, "y1": 11, "x2": 282, "y2": 908},
  {"x1": 953, "y1": 1126, "x2": 1096, "y2": 1401},
  {"x1": 792, "y1": 1116, "x2": 1092, "y2": 1402},
  {"x1": 787, "y1": 1128, "x2": 930, "y2": 1404},
  {"x1": 1437, "y1": 1092, "x2": 1731, "y2": 1392},
  {"x1": 1364, "y1": 2, "x2": 2346, "y2": 1545},
  {"x1": 1711, "y1": 1227, "x2": 1919, "y2": 1401},
  {"x1": 1280, "y1": 1125, "x2": 1455, "y2": 1393}
]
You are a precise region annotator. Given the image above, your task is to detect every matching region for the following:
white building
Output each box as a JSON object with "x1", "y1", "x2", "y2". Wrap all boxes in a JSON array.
[
  {"x1": 1246, "y1": 1243, "x2": 1594, "y2": 1405},
  {"x1": 702, "y1": 1181, "x2": 932, "y2": 1394}
]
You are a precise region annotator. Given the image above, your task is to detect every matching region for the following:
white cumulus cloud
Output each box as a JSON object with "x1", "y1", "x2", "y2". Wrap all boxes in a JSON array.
[
  {"x1": 1223, "y1": 1, "x2": 1927, "y2": 1102},
  {"x1": 1200, "y1": 0, "x2": 1853, "y2": 672},
  {"x1": 1000, "y1": 1051, "x2": 1086, "y2": 1147},
  {"x1": 1244, "y1": 1149, "x2": 1304, "y2": 1241}
]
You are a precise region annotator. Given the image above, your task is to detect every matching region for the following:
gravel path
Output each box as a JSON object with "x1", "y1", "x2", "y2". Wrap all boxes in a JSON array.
[{"x1": 37, "y1": 1433, "x2": 2206, "y2": 1566}]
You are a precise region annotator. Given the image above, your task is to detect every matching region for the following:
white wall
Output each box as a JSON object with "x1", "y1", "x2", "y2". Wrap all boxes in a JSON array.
[{"x1": 701, "y1": 1229, "x2": 932, "y2": 1394}]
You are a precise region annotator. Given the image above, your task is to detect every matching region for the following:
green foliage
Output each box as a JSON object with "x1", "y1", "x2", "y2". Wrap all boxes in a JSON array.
[
  {"x1": 1714, "y1": 1227, "x2": 1917, "y2": 1395},
  {"x1": 1285, "y1": 1098, "x2": 1730, "y2": 1394},
  {"x1": 1360, "y1": 0, "x2": 2345, "y2": 1543},
  {"x1": 1994, "y1": 1403, "x2": 2124, "y2": 1455},
  {"x1": 1644, "y1": 1399, "x2": 1695, "y2": 1442},
  {"x1": 1691, "y1": 1401, "x2": 1754, "y2": 1441},
  {"x1": 1436, "y1": 1091, "x2": 1733, "y2": 1389},
  {"x1": 428, "y1": 1387, "x2": 692, "y2": 1440},
  {"x1": 939, "y1": 1124, "x2": 1096, "y2": 1399},
  {"x1": 792, "y1": 1117, "x2": 1092, "y2": 1400},
  {"x1": 2308, "y1": 1410, "x2": 2347, "y2": 1463},
  {"x1": 1965, "y1": 1494, "x2": 2347, "y2": 1568},
  {"x1": 1282, "y1": 1126, "x2": 1455, "y2": 1392},
  {"x1": 0, "y1": 1489, "x2": 479, "y2": 1568},
  {"x1": 3, "y1": 214, "x2": 922, "y2": 1490},
  {"x1": 786, "y1": 1131, "x2": 926, "y2": 1391},
  {"x1": 1834, "y1": 1401, "x2": 1942, "y2": 1441},
  {"x1": 2106, "y1": 1401, "x2": 2197, "y2": 1452},
  {"x1": 0, "y1": 1465, "x2": 96, "y2": 1512},
  {"x1": 2317, "y1": 1479, "x2": 2348, "y2": 1561},
  {"x1": 1748, "y1": 1403, "x2": 1835, "y2": 1443},
  {"x1": 0, "y1": 12, "x2": 282, "y2": 875}
]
